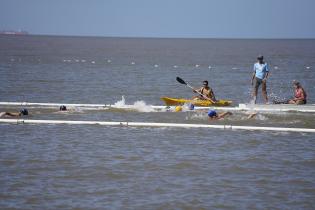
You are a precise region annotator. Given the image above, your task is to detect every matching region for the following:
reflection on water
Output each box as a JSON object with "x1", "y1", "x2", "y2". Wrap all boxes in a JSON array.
[
  {"x1": 0, "y1": 36, "x2": 315, "y2": 209},
  {"x1": 0, "y1": 125, "x2": 314, "y2": 209}
]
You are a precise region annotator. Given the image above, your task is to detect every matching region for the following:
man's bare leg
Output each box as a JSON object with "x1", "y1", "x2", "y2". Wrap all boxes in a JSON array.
[{"x1": 262, "y1": 81, "x2": 268, "y2": 103}]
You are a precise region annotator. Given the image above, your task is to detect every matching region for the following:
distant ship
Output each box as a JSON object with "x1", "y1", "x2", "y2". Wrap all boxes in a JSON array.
[{"x1": 0, "y1": 30, "x2": 29, "y2": 35}]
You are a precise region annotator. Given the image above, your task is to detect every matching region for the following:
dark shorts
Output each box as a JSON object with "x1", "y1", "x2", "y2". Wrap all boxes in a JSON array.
[{"x1": 254, "y1": 77, "x2": 263, "y2": 89}]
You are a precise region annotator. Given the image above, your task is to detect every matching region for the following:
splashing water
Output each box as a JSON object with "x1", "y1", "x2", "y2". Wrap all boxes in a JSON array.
[
  {"x1": 113, "y1": 96, "x2": 156, "y2": 112},
  {"x1": 114, "y1": 96, "x2": 126, "y2": 106},
  {"x1": 255, "y1": 114, "x2": 268, "y2": 120},
  {"x1": 269, "y1": 92, "x2": 287, "y2": 104},
  {"x1": 132, "y1": 101, "x2": 156, "y2": 112}
]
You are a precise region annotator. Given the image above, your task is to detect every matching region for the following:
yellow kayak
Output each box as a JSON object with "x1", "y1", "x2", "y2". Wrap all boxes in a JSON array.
[{"x1": 161, "y1": 97, "x2": 232, "y2": 107}]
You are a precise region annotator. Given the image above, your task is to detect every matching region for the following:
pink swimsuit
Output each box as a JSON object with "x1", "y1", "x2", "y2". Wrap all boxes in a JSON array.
[{"x1": 295, "y1": 88, "x2": 306, "y2": 100}]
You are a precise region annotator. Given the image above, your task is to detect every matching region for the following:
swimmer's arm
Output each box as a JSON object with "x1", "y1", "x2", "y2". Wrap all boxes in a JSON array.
[
  {"x1": 217, "y1": 112, "x2": 232, "y2": 119},
  {"x1": 4, "y1": 112, "x2": 20, "y2": 117},
  {"x1": 247, "y1": 112, "x2": 257, "y2": 119}
]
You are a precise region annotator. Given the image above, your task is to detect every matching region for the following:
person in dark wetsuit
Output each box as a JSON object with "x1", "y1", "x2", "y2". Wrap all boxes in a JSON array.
[{"x1": 193, "y1": 80, "x2": 216, "y2": 101}]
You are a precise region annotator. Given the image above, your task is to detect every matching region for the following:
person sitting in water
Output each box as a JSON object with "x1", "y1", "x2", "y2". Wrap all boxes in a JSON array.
[
  {"x1": 193, "y1": 80, "x2": 216, "y2": 101},
  {"x1": 288, "y1": 81, "x2": 307, "y2": 105},
  {"x1": 207, "y1": 110, "x2": 232, "y2": 120},
  {"x1": 0, "y1": 108, "x2": 29, "y2": 117}
]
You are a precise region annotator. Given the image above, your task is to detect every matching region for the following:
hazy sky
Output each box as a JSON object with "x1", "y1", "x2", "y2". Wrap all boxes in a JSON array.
[{"x1": 0, "y1": 0, "x2": 314, "y2": 38}]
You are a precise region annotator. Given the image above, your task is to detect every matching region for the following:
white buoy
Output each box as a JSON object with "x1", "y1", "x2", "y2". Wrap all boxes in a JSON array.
[
  {"x1": 107, "y1": 59, "x2": 111, "y2": 63},
  {"x1": 91, "y1": 61, "x2": 95, "y2": 64},
  {"x1": 173, "y1": 65, "x2": 178, "y2": 68},
  {"x1": 154, "y1": 64, "x2": 159, "y2": 68},
  {"x1": 131, "y1": 61, "x2": 135, "y2": 65},
  {"x1": 81, "y1": 60, "x2": 86, "y2": 63},
  {"x1": 195, "y1": 64, "x2": 200, "y2": 68},
  {"x1": 208, "y1": 66, "x2": 212, "y2": 69},
  {"x1": 306, "y1": 66, "x2": 311, "y2": 69}
]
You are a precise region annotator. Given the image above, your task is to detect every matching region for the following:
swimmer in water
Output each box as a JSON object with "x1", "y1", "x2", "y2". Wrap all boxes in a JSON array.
[
  {"x1": 207, "y1": 110, "x2": 257, "y2": 120},
  {"x1": 59, "y1": 105, "x2": 67, "y2": 111},
  {"x1": 0, "y1": 108, "x2": 29, "y2": 117},
  {"x1": 207, "y1": 110, "x2": 232, "y2": 120}
]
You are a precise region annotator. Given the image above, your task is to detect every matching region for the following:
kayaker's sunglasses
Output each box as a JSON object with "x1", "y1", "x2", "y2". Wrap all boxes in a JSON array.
[{"x1": 203, "y1": 83, "x2": 208, "y2": 86}]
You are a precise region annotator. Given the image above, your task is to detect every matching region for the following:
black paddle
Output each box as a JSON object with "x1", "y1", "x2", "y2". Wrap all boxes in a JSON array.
[{"x1": 176, "y1": 77, "x2": 215, "y2": 103}]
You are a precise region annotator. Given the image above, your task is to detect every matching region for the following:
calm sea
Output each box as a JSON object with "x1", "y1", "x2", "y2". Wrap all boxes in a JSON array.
[{"x1": 0, "y1": 35, "x2": 314, "y2": 209}]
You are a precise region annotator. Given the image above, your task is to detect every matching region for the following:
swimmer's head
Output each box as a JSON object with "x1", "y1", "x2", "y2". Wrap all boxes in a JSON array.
[
  {"x1": 20, "y1": 108, "x2": 28, "y2": 116},
  {"x1": 175, "y1": 106, "x2": 182, "y2": 112},
  {"x1": 188, "y1": 103, "x2": 194, "y2": 110},
  {"x1": 207, "y1": 110, "x2": 217, "y2": 118},
  {"x1": 59, "y1": 105, "x2": 67, "y2": 111}
]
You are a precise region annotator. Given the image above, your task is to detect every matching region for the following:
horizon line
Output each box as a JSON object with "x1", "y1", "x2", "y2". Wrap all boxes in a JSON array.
[{"x1": 1, "y1": 33, "x2": 315, "y2": 40}]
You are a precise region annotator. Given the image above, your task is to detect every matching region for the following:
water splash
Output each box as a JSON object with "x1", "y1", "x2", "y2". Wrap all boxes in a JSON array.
[
  {"x1": 114, "y1": 96, "x2": 156, "y2": 112},
  {"x1": 186, "y1": 112, "x2": 207, "y2": 120},
  {"x1": 114, "y1": 96, "x2": 126, "y2": 106},
  {"x1": 255, "y1": 114, "x2": 268, "y2": 120},
  {"x1": 133, "y1": 101, "x2": 155, "y2": 112}
]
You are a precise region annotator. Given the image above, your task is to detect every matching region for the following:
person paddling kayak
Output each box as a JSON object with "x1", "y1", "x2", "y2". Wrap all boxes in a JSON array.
[
  {"x1": 288, "y1": 81, "x2": 307, "y2": 104},
  {"x1": 193, "y1": 80, "x2": 216, "y2": 101}
]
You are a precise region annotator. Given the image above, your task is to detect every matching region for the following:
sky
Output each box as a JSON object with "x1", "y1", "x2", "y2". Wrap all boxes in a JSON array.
[{"x1": 0, "y1": 0, "x2": 314, "y2": 38}]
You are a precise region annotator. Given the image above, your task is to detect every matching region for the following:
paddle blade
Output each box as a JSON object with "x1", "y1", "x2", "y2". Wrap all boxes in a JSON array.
[{"x1": 176, "y1": 77, "x2": 187, "y2": 85}]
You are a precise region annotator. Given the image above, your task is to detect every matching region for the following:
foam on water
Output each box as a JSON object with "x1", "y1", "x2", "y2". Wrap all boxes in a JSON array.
[
  {"x1": 186, "y1": 111, "x2": 207, "y2": 120},
  {"x1": 114, "y1": 96, "x2": 156, "y2": 112},
  {"x1": 132, "y1": 101, "x2": 156, "y2": 112},
  {"x1": 114, "y1": 96, "x2": 126, "y2": 107}
]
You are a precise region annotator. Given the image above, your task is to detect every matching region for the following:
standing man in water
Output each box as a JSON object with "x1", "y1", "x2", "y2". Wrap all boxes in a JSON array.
[{"x1": 251, "y1": 55, "x2": 269, "y2": 104}]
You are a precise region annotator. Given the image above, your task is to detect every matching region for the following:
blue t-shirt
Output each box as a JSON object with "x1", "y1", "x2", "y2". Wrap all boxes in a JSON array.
[{"x1": 254, "y1": 62, "x2": 269, "y2": 79}]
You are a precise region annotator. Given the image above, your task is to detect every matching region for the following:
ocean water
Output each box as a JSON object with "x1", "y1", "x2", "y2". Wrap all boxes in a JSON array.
[{"x1": 0, "y1": 35, "x2": 315, "y2": 209}]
